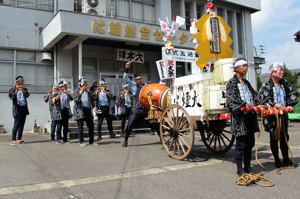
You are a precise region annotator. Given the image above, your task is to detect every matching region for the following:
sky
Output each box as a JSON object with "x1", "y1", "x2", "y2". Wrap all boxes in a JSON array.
[{"x1": 251, "y1": 0, "x2": 300, "y2": 73}]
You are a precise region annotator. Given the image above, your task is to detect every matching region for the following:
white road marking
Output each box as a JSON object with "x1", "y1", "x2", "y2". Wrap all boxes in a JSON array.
[{"x1": 0, "y1": 159, "x2": 223, "y2": 196}]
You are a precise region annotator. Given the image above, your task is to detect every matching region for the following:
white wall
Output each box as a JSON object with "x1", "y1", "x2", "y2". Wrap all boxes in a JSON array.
[
  {"x1": 0, "y1": 93, "x2": 51, "y2": 132},
  {"x1": 0, "y1": 6, "x2": 54, "y2": 50}
]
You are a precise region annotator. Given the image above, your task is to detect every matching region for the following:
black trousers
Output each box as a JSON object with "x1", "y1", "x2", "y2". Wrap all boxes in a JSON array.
[
  {"x1": 50, "y1": 120, "x2": 57, "y2": 140},
  {"x1": 77, "y1": 108, "x2": 94, "y2": 144},
  {"x1": 124, "y1": 108, "x2": 160, "y2": 140},
  {"x1": 12, "y1": 106, "x2": 27, "y2": 141},
  {"x1": 234, "y1": 133, "x2": 255, "y2": 164},
  {"x1": 124, "y1": 108, "x2": 147, "y2": 137},
  {"x1": 56, "y1": 108, "x2": 70, "y2": 142},
  {"x1": 121, "y1": 107, "x2": 132, "y2": 132},
  {"x1": 269, "y1": 116, "x2": 290, "y2": 161},
  {"x1": 97, "y1": 106, "x2": 113, "y2": 137}
]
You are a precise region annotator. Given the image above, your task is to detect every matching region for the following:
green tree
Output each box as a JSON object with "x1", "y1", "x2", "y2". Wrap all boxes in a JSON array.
[
  {"x1": 284, "y1": 66, "x2": 300, "y2": 95},
  {"x1": 256, "y1": 75, "x2": 262, "y2": 90}
]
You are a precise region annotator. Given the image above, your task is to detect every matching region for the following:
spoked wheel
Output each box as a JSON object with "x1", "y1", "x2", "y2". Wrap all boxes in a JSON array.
[
  {"x1": 160, "y1": 104, "x2": 194, "y2": 160},
  {"x1": 199, "y1": 120, "x2": 235, "y2": 154}
]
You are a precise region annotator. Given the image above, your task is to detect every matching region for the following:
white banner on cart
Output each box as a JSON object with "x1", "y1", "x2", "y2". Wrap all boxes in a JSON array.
[
  {"x1": 162, "y1": 47, "x2": 198, "y2": 63},
  {"x1": 156, "y1": 59, "x2": 176, "y2": 80}
]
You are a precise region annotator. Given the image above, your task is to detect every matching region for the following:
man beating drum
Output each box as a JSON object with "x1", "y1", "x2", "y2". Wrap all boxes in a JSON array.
[
  {"x1": 122, "y1": 59, "x2": 160, "y2": 147},
  {"x1": 122, "y1": 58, "x2": 147, "y2": 147}
]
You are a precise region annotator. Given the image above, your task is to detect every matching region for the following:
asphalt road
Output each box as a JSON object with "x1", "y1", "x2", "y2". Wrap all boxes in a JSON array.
[{"x1": 0, "y1": 122, "x2": 299, "y2": 199}]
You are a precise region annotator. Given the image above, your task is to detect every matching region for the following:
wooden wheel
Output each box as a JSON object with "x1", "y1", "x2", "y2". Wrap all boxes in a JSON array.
[
  {"x1": 199, "y1": 120, "x2": 235, "y2": 154},
  {"x1": 160, "y1": 104, "x2": 194, "y2": 160}
]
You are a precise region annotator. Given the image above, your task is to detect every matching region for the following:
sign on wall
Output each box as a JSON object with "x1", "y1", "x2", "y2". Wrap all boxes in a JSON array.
[
  {"x1": 162, "y1": 47, "x2": 199, "y2": 63},
  {"x1": 91, "y1": 19, "x2": 193, "y2": 47},
  {"x1": 116, "y1": 49, "x2": 144, "y2": 63}
]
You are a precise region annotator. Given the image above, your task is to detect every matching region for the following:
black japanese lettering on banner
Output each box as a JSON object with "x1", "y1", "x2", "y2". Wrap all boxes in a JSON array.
[
  {"x1": 187, "y1": 51, "x2": 193, "y2": 58},
  {"x1": 168, "y1": 66, "x2": 174, "y2": 77},
  {"x1": 159, "y1": 61, "x2": 165, "y2": 79},
  {"x1": 136, "y1": 52, "x2": 144, "y2": 62},
  {"x1": 166, "y1": 60, "x2": 175, "y2": 78},
  {"x1": 127, "y1": 51, "x2": 135, "y2": 60},
  {"x1": 173, "y1": 84, "x2": 202, "y2": 108},
  {"x1": 179, "y1": 51, "x2": 186, "y2": 57},
  {"x1": 118, "y1": 50, "x2": 126, "y2": 60},
  {"x1": 220, "y1": 90, "x2": 227, "y2": 108},
  {"x1": 117, "y1": 49, "x2": 144, "y2": 63},
  {"x1": 173, "y1": 50, "x2": 179, "y2": 56}
]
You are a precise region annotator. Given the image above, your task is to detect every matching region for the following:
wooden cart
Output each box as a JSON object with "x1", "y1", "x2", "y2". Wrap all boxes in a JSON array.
[{"x1": 142, "y1": 72, "x2": 235, "y2": 160}]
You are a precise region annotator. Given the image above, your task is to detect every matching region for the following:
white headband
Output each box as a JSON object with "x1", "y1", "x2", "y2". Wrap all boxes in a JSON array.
[
  {"x1": 15, "y1": 77, "x2": 24, "y2": 83},
  {"x1": 79, "y1": 77, "x2": 87, "y2": 86},
  {"x1": 99, "y1": 80, "x2": 107, "y2": 85},
  {"x1": 234, "y1": 60, "x2": 248, "y2": 68},
  {"x1": 269, "y1": 62, "x2": 284, "y2": 73}
]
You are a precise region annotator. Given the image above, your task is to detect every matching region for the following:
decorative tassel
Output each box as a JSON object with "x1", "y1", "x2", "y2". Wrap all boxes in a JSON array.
[
  {"x1": 205, "y1": 18, "x2": 212, "y2": 41},
  {"x1": 219, "y1": 22, "x2": 227, "y2": 42}
]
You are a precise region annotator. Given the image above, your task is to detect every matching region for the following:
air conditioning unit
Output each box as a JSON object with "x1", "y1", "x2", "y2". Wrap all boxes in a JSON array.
[
  {"x1": 39, "y1": 52, "x2": 52, "y2": 61},
  {"x1": 82, "y1": 0, "x2": 106, "y2": 16}
]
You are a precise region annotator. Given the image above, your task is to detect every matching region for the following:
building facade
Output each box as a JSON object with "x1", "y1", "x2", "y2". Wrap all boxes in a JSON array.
[{"x1": 0, "y1": 0, "x2": 260, "y2": 131}]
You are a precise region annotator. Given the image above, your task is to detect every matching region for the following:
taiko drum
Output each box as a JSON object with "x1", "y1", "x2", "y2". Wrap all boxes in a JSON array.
[{"x1": 139, "y1": 83, "x2": 170, "y2": 111}]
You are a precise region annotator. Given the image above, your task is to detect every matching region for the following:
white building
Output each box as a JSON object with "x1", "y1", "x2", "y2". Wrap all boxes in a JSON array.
[{"x1": 0, "y1": 0, "x2": 261, "y2": 131}]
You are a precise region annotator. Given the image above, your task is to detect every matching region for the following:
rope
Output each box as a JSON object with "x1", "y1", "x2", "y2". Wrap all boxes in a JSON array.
[
  {"x1": 254, "y1": 105, "x2": 296, "y2": 173},
  {"x1": 235, "y1": 105, "x2": 296, "y2": 187},
  {"x1": 275, "y1": 114, "x2": 297, "y2": 175},
  {"x1": 235, "y1": 172, "x2": 275, "y2": 187},
  {"x1": 254, "y1": 105, "x2": 268, "y2": 169}
]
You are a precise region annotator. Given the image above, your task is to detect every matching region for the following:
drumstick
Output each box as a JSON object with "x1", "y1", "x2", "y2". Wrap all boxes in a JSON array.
[{"x1": 126, "y1": 56, "x2": 139, "y2": 64}]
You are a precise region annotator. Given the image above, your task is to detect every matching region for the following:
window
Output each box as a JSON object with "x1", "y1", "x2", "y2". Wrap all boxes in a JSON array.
[
  {"x1": 16, "y1": 63, "x2": 36, "y2": 85},
  {"x1": 117, "y1": 0, "x2": 130, "y2": 20},
  {"x1": 1, "y1": 0, "x2": 54, "y2": 11},
  {"x1": 185, "y1": 2, "x2": 191, "y2": 29},
  {"x1": 236, "y1": 12, "x2": 243, "y2": 54},
  {"x1": 143, "y1": 1, "x2": 155, "y2": 23},
  {"x1": 0, "y1": 63, "x2": 13, "y2": 86},
  {"x1": 196, "y1": 4, "x2": 204, "y2": 19},
  {"x1": 0, "y1": 49, "x2": 53, "y2": 93},
  {"x1": 171, "y1": 0, "x2": 180, "y2": 18},
  {"x1": 0, "y1": 49, "x2": 14, "y2": 91},
  {"x1": 116, "y1": 0, "x2": 155, "y2": 23},
  {"x1": 0, "y1": 49, "x2": 14, "y2": 60},
  {"x1": 217, "y1": 8, "x2": 224, "y2": 19},
  {"x1": 106, "y1": 0, "x2": 116, "y2": 17},
  {"x1": 17, "y1": 51, "x2": 36, "y2": 62},
  {"x1": 74, "y1": 0, "x2": 82, "y2": 12},
  {"x1": 132, "y1": 1, "x2": 143, "y2": 21},
  {"x1": 83, "y1": 57, "x2": 97, "y2": 72},
  {"x1": 15, "y1": 63, "x2": 53, "y2": 92},
  {"x1": 36, "y1": 0, "x2": 53, "y2": 11}
]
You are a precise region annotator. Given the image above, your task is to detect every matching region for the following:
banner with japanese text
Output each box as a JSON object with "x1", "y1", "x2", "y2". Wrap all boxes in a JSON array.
[
  {"x1": 116, "y1": 49, "x2": 144, "y2": 63},
  {"x1": 156, "y1": 59, "x2": 176, "y2": 80}
]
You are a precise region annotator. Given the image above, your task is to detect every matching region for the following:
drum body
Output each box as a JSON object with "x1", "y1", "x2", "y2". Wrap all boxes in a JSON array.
[{"x1": 139, "y1": 83, "x2": 170, "y2": 111}]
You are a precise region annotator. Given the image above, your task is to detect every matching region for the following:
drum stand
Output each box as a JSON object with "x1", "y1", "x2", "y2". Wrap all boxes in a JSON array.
[{"x1": 145, "y1": 94, "x2": 162, "y2": 123}]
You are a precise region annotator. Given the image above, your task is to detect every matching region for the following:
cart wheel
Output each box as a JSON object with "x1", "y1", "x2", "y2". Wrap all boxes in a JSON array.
[
  {"x1": 160, "y1": 104, "x2": 194, "y2": 160},
  {"x1": 199, "y1": 120, "x2": 235, "y2": 154}
]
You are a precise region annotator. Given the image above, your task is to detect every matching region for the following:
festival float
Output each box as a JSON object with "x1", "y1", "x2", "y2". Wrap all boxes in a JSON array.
[{"x1": 140, "y1": 0, "x2": 237, "y2": 160}]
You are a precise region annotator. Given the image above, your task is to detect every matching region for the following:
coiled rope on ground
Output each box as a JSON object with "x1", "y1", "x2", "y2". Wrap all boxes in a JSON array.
[{"x1": 234, "y1": 105, "x2": 296, "y2": 187}]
